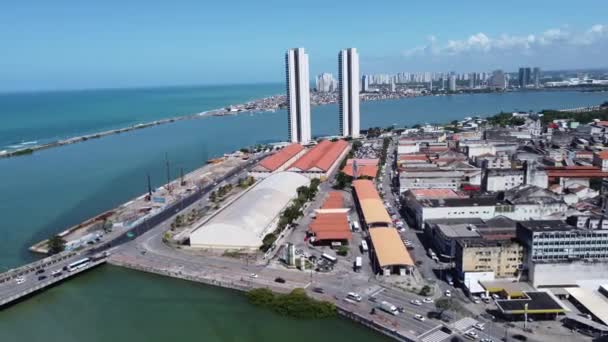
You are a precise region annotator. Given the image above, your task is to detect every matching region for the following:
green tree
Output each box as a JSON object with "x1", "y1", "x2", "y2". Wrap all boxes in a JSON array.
[
  {"x1": 435, "y1": 298, "x2": 456, "y2": 319},
  {"x1": 336, "y1": 246, "x2": 349, "y2": 256},
  {"x1": 210, "y1": 191, "x2": 217, "y2": 202},
  {"x1": 48, "y1": 235, "x2": 66, "y2": 255},
  {"x1": 419, "y1": 285, "x2": 432, "y2": 296}
]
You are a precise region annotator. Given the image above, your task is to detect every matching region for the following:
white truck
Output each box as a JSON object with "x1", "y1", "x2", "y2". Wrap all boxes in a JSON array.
[
  {"x1": 379, "y1": 301, "x2": 399, "y2": 316},
  {"x1": 354, "y1": 257, "x2": 362, "y2": 272}
]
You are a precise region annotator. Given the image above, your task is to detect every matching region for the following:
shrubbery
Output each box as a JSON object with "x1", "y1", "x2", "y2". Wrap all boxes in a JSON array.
[{"x1": 247, "y1": 288, "x2": 336, "y2": 319}]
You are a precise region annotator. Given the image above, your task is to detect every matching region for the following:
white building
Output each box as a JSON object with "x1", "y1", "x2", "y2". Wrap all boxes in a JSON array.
[
  {"x1": 286, "y1": 48, "x2": 312, "y2": 144},
  {"x1": 316, "y1": 73, "x2": 336, "y2": 93},
  {"x1": 485, "y1": 169, "x2": 524, "y2": 192},
  {"x1": 338, "y1": 48, "x2": 360, "y2": 138},
  {"x1": 190, "y1": 172, "x2": 310, "y2": 250},
  {"x1": 448, "y1": 75, "x2": 457, "y2": 91}
]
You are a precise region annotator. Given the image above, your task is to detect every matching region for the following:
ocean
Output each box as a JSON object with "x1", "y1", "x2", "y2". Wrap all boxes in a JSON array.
[{"x1": 0, "y1": 85, "x2": 606, "y2": 341}]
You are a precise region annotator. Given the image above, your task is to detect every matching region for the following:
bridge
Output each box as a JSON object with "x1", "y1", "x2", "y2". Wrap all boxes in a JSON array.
[{"x1": 0, "y1": 155, "x2": 265, "y2": 309}]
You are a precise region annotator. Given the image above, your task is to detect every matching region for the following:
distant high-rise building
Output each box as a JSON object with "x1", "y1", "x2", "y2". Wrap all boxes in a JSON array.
[
  {"x1": 533, "y1": 67, "x2": 541, "y2": 88},
  {"x1": 390, "y1": 80, "x2": 396, "y2": 92},
  {"x1": 361, "y1": 74, "x2": 370, "y2": 93},
  {"x1": 489, "y1": 70, "x2": 506, "y2": 90},
  {"x1": 315, "y1": 73, "x2": 336, "y2": 93},
  {"x1": 338, "y1": 48, "x2": 360, "y2": 138},
  {"x1": 518, "y1": 67, "x2": 532, "y2": 88},
  {"x1": 285, "y1": 48, "x2": 311, "y2": 144},
  {"x1": 448, "y1": 75, "x2": 457, "y2": 92}
]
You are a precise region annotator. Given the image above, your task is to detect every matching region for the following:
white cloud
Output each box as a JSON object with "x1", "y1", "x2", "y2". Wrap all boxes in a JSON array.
[{"x1": 402, "y1": 24, "x2": 608, "y2": 58}]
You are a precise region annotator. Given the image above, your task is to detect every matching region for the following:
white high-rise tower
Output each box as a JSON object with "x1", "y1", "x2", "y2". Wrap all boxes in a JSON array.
[
  {"x1": 285, "y1": 48, "x2": 311, "y2": 144},
  {"x1": 338, "y1": 48, "x2": 360, "y2": 138}
]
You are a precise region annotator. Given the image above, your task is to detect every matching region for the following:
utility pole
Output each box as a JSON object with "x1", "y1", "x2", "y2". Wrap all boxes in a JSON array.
[
  {"x1": 147, "y1": 173, "x2": 152, "y2": 200},
  {"x1": 165, "y1": 153, "x2": 171, "y2": 192},
  {"x1": 180, "y1": 167, "x2": 185, "y2": 186}
]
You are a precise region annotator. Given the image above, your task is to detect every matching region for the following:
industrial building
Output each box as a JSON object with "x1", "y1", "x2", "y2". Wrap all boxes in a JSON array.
[
  {"x1": 368, "y1": 227, "x2": 414, "y2": 276},
  {"x1": 249, "y1": 144, "x2": 305, "y2": 178},
  {"x1": 341, "y1": 158, "x2": 378, "y2": 179},
  {"x1": 351, "y1": 179, "x2": 392, "y2": 229},
  {"x1": 190, "y1": 172, "x2": 310, "y2": 250},
  {"x1": 287, "y1": 139, "x2": 350, "y2": 179}
]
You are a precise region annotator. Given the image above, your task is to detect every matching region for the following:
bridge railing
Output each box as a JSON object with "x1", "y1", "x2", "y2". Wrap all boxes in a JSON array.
[
  {"x1": 0, "y1": 258, "x2": 106, "y2": 307},
  {"x1": 0, "y1": 251, "x2": 78, "y2": 285}
]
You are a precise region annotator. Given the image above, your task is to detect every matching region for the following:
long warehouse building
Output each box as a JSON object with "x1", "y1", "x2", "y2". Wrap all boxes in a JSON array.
[{"x1": 190, "y1": 172, "x2": 310, "y2": 250}]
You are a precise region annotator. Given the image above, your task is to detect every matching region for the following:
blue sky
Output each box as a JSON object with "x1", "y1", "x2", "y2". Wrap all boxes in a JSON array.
[{"x1": 1, "y1": 0, "x2": 608, "y2": 91}]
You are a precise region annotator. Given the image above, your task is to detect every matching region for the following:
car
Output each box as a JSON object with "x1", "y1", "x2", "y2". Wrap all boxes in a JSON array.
[
  {"x1": 465, "y1": 330, "x2": 478, "y2": 339},
  {"x1": 249, "y1": 273, "x2": 258, "y2": 278},
  {"x1": 346, "y1": 292, "x2": 362, "y2": 302},
  {"x1": 15, "y1": 277, "x2": 26, "y2": 284},
  {"x1": 473, "y1": 323, "x2": 485, "y2": 331},
  {"x1": 480, "y1": 338, "x2": 494, "y2": 342},
  {"x1": 274, "y1": 277, "x2": 286, "y2": 283},
  {"x1": 410, "y1": 299, "x2": 422, "y2": 306},
  {"x1": 35, "y1": 269, "x2": 45, "y2": 275},
  {"x1": 51, "y1": 270, "x2": 62, "y2": 277},
  {"x1": 414, "y1": 314, "x2": 426, "y2": 321},
  {"x1": 312, "y1": 287, "x2": 324, "y2": 294},
  {"x1": 423, "y1": 297, "x2": 433, "y2": 303},
  {"x1": 491, "y1": 293, "x2": 500, "y2": 299},
  {"x1": 471, "y1": 296, "x2": 481, "y2": 304},
  {"x1": 397, "y1": 306, "x2": 405, "y2": 313},
  {"x1": 38, "y1": 275, "x2": 47, "y2": 281},
  {"x1": 445, "y1": 290, "x2": 452, "y2": 297},
  {"x1": 511, "y1": 334, "x2": 527, "y2": 341}
]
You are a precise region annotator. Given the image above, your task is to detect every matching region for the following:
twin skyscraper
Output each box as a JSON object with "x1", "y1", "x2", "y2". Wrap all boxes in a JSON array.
[{"x1": 285, "y1": 48, "x2": 360, "y2": 144}]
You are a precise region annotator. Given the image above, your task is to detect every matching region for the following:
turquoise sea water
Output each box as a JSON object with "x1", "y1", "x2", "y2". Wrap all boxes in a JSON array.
[
  {"x1": 0, "y1": 84, "x2": 284, "y2": 149},
  {"x1": 0, "y1": 85, "x2": 606, "y2": 341}
]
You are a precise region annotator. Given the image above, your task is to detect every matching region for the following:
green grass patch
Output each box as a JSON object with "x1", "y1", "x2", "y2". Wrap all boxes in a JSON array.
[{"x1": 247, "y1": 288, "x2": 336, "y2": 319}]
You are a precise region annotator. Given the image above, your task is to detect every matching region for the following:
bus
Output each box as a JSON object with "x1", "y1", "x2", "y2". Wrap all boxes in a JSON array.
[
  {"x1": 360, "y1": 240, "x2": 369, "y2": 253},
  {"x1": 66, "y1": 258, "x2": 91, "y2": 272},
  {"x1": 322, "y1": 253, "x2": 337, "y2": 263}
]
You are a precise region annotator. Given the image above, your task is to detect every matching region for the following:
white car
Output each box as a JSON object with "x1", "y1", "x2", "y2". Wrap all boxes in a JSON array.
[
  {"x1": 423, "y1": 297, "x2": 433, "y2": 303},
  {"x1": 445, "y1": 290, "x2": 452, "y2": 297},
  {"x1": 473, "y1": 323, "x2": 485, "y2": 331},
  {"x1": 346, "y1": 292, "x2": 362, "y2": 302},
  {"x1": 249, "y1": 273, "x2": 258, "y2": 278},
  {"x1": 414, "y1": 314, "x2": 426, "y2": 321},
  {"x1": 465, "y1": 330, "x2": 478, "y2": 339},
  {"x1": 410, "y1": 299, "x2": 422, "y2": 306},
  {"x1": 15, "y1": 277, "x2": 25, "y2": 285},
  {"x1": 472, "y1": 296, "x2": 481, "y2": 304}
]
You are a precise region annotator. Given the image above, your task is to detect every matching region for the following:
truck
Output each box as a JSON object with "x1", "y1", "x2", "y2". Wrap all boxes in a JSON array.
[
  {"x1": 360, "y1": 240, "x2": 369, "y2": 253},
  {"x1": 354, "y1": 257, "x2": 362, "y2": 272},
  {"x1": 379, "y1": 301, "x2": 399, "y2": 316}
]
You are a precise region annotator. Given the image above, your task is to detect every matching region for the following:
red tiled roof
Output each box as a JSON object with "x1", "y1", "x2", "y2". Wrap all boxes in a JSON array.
[
  {"x1": 290, "y1": 140, "x2": 349, "y2": 172},
  {"x1": 595, "y1": 121, "x2": 608, "y2": 127},
  {"x1": 399, "y1": 154, "x2": 428, "y2": 161},
  {"x1": 352, "y1": 179, "x2": 381, "y2": 201},
  {"x1": 342, "y1": 159, "x2": 379, "y2": 178},
  {"x1": 596, "y1": 151, "x2": 608, "y2": 160},
  {"x1": 409, "y1": 188, "x2": 462, "y2": 199},
  {"x1": 321, "y1": 192, "x2": 344, "y2": 209},
  {"x1": 257, "y1": 144, "x2": 304, "y2": 171},
  {"x1": 309, "y1": 213, "x2": 351, "y2": 241}
]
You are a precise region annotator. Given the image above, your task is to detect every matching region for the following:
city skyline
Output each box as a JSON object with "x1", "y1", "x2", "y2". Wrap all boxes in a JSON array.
[{"x1": 2, "y1": 1, "x2": 608, "y2": 92}]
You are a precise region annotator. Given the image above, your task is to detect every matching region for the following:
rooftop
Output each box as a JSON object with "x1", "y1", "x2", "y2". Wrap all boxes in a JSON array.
[
  {"x1": 369, "y1": 228, "x2": 414, "y2": 267},
  {"x1": 496, "y1": 291, "x2": 566, "y2": 314},
  {"x1": 309, "y1": 212, "x2": 352, "y2": 241},
  {"x1": 289, "y1": 139, "x2": 349, "y2": 172},
  {"x1": 256, "y1": 143, "x2": 304, "y2": 172},
  {"x1": 565, "y1": 287, "x2": 608, "y2": 325},
  {"x1": 420, "y1": 196, "x2": 501, "y2": 208},
  {"x1": 321, "y1": 191, "x2": 344, "y2": 209},
  {"x1": 517, "y1": 220, "x2": 579, "y2": 233},
  {"x1": 409, "y1": 188, "x2": 462, "y2": 200},
  {"x1": 342, "y1": 158, "x2": 378, "y2": 178}
]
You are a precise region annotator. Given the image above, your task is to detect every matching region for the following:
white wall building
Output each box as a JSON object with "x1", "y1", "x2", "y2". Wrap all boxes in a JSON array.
[
  {"x1": 286, "y1": 48, "x2": 312, "y2": 144},
  {"x1": 339, "y1": 48, "x2": 360, "y2": 138}
]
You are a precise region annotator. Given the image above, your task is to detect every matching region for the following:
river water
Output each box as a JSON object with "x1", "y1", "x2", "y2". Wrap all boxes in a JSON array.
[{"x1": 0, "y1": 86, "x2": 606, "y2": 341}]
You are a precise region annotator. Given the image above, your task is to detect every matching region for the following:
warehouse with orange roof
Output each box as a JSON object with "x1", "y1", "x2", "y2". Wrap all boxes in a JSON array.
[
  {"x1": 287, "y1": 139, "x2": 350, "y2": 179},
  {"x1": 368, "y1": 227, "x2": 415, "y2": 276},
  {"x1": 250, "y1": 143, "x2": 306, "y2": 178},
  {"x1": 352, "y1": 179, "x2": 392, "y2": 228},
  {"x1": 341, "y1": 158, "x2": 379, "y2": 179}
]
